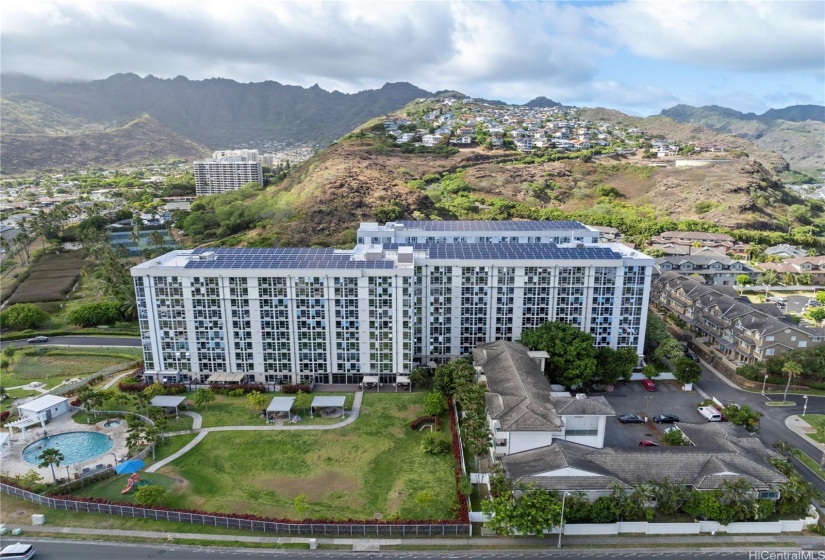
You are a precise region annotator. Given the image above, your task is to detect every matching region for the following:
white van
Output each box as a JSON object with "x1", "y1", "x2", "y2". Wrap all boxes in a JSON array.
[
  {"x1": 0, "y1": 543, "x2": 35, "y2": 560},
  {"x1": 698, "y1": 406, "x2": 722, "y2": 422}
]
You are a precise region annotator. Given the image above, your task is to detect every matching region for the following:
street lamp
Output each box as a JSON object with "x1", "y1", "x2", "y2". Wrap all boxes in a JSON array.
[
  {"x1": 762, "y1": 374, "x2": 769, "y2": 395},
  {"x1": 803, "y1": 395, "x2": 808, "y2": 417},
  {"x1": 557, "y1": 492, "x2": 571, "y2": 549}
]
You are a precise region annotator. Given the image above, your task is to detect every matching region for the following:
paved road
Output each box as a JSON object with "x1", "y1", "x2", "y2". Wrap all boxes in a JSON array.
[
  {"x1": 0, "y1": 335, "x2": 141, "y2": 348},
  {"x1": 8, "y1": 539, "x2": 822, "y2": 559},
  {"x1": 693, "y1": 360, "x2": 825, "y2": 492}
]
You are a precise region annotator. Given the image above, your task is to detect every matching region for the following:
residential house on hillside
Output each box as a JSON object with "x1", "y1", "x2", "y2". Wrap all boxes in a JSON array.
[
  {"x1": 756, "y1": 256, "x2": 825, "y2": 285},
  {"x1": 501, "y1": 422, "x2": 786, "y2": 501},
  {"x1": 649, "y1": 231, "x2": 748, "y2": 256},
  {"x1": 655, "y1": 252, "x2": 759, "y2": 286},
  {"x1": 421, "y1": 134, "x2": 443, "y2": 147},
  {"x1": 651, "y1": 271, "x2": 824, "y2": 365},
  {"x1": 764, "y1": 244, "x2": 807, "y2": 259},
  {"x1": 514, "y1": 137, "x2": 533, "y2": 152},
  {"x1": 474, "y1": 340, "x2": 615, "y2": 460}
]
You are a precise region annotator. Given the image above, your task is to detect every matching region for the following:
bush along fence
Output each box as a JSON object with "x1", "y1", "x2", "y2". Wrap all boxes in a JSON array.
[
  {"x1": 448, "y1": 397, "x2": 471, "y2": 527},
  {"x1": 0, "y1": 482, "x2": 470, "y2": 536}
]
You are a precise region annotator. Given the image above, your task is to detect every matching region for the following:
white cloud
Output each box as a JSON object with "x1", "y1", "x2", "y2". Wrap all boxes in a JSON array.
[
  {"x1": 590, "y1": 1, "x2": 825, "y2": 73},
  {"x1": 0, "y1": 0, "x2": 822, "y2": 115}
]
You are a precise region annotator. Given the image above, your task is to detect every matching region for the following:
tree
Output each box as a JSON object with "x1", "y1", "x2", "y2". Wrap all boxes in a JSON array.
[
  {"x1": 482, "y1": 485, "x2": 562, "y2": 536},
  {"x1": 423, "y1": 391, "x2": 448, "y2": 416},
  {"x1": 19, "y1": 468, "x2": 44, "y2": 488},
  {"x1": 78, "y1": 388, "x2": 105, "y2": 414},
  {"x1": 662, "y1": 429, "x2": 689, "y2": 446},
  {"x1": 193, "y1": 388, "x2": 215, "y2": 410},
  {"x1": 37, "y1": 447, "x2": 65, "y2": 483},
  {"x1": 648, "y1": 478, "x2": 690, "y2": 515},
  {"x1": 816, "y1": 292, "x2": 825, "y2": 305},
  {"x1": 409, "y1": 366, "x2": 432, "y2": 389},
  {"x1": 520, "y1": 322, "x2": 598, "y2": 389},
  {"x1": 143, "y1": 382, "x2": 167, "y2": 399},
  {"x1": 719, "y1": 479, "x2": 758, "y2": 522},
  {"x1": 293, "y1": 493, "x2": 309, "y2": 519},
  {"x1": 673, "y1": 357, "x2": 702, "y2": 386},
  {"x1": 595, "y1": 346, "x2": 638, "y2": 386},
  {"x1": 0, "y1": 303, "x2": 48, "y2": 330},
  {"x1": 148, "y1": 230, "x2": 165, "y2": 251},
  {"x1": 808, "y1": 307, "x2": 825, "y2": 324},
  {"x1": 654, "y1": 338, "x2": 684, "y2": 366},
  {"x1": 2, "y1": 346, "x2": 17, "y2": 364},
  {"x1": 135, "y1": 484, "x2": 165, "y2": 506},
  {"x1": 246, "y1": 390, "x2": 267, "y2": 415},
  {"x1": 0, "y1": 359, "x2": 9, "y2": 372},
  {"x1": 782, "y1": 360, "x2": 803, "y2": 402},
  {"x1": 735, "y1": 274, "x2": 752, "y2": 291},
  {"x1": 67, "y1": 302, "x2": 124, "y2": 327}
]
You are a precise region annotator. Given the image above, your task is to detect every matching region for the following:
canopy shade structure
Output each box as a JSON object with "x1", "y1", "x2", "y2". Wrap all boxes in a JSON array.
[
  {"x1": 395, "y1": 375, "x2": 412, "y2": 392},
  {"x1": 266, "y1": 396, "x2": 295, "y2": 421},
  {"x1": 361, "y1": 375, "x2": 379, "y2": 391},
  {"x1": 150, "y1": 395, "x2": 186, "y2": 417},
  {"x1": 207, "y1": 372, "x2": 246, "y2": 383},
  {"x1": 114, "y1": 458, "x2": 144, "y2": 475},
  {"x1": 310, "y1": 395, "x2": 346, "y2": 418}
]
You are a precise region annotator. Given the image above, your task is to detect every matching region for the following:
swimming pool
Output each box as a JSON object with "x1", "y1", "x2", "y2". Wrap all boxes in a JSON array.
[{"x1": 22, "y1": 432, "x2": 114, "y2": 466}]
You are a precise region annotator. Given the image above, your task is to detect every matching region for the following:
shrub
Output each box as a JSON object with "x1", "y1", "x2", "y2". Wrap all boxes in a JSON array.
[
  {"x1": 421, "y1": 432, "x2": 451, "y2": 455},
  {"x1": 0, "y1": 303, "x2": 48, "y2": 330},
  {"x1": 423, "y1": 391, "x2": 448, "y2": 416},
  {"x1": 280, "y1": 383, "x2": 312, "y2": 394},
  {"x1": 662, "y1": 429, "x2": 689, "y2": 446},
  {"x1": 135, "y1": 483, "x2": 166, "y2": 506},
  {"x1": 0, "y1": 410, "x2": 10, "y2": 422},
  {"x1": 409, "y1": 415, "x2": 441, "y2": 431},
  {"x1": 209, "y1": 383, "x2": 267, "y2": 395},
  {"x1": 67, "y1": 302, "x2": 124, "y2": 327}
]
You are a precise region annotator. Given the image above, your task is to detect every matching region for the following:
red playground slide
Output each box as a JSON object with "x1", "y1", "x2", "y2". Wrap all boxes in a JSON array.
[{"x1": 121, "y1": 473, "x2": 140, "y2": 494}]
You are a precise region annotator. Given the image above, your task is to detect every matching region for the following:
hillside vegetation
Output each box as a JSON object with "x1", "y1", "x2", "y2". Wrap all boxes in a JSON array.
[
  {"x1": 178, "y1": 136, "x2": 823, "y2": 251},
  {"x1": 0, "y1": 114, "x2": 210, "y2": 174}
]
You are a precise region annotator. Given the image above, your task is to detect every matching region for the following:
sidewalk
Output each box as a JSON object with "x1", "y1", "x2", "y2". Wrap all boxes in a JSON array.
[
  {"x1": 4, "y1": 523, "x2": 824, "y2": 550},
  {"x1": 785, "y1": 415, "x2": 825, "y2": 454},
  {"x1": 148, "y1": 392, "x2": 364, "y2": 472}
]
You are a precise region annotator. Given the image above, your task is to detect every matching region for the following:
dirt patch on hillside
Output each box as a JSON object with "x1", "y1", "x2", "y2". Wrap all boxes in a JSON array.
[{"x1": 250, "y1": 470, "x2": 362, "y2": 504}]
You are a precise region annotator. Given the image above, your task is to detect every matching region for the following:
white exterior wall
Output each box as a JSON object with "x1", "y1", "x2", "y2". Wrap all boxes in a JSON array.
[
  {"x1": 508, "y1": 431, "x2": 557, "y2": 454},
  {"x1": 559, "y1": 415, "x2": 607, "y2": 448},
  {"x1": 20, "y1": 401, "x2": 70, "y2": 420}
]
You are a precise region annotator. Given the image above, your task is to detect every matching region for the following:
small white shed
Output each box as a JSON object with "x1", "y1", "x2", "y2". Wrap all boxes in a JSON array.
[{"x1": 18, "y1": 394, "x2": 70, "y2": 421}]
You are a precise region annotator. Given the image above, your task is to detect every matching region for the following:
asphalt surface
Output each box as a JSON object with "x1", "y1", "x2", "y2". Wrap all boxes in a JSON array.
[
  {"x1": 7, "y1": 539, "x2": 823, "y2": 560},
  {"x1": 0, "y1": 335, "x2": 141, "y2": 348}
]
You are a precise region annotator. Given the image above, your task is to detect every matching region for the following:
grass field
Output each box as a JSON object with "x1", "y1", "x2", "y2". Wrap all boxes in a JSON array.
[
  {"x1": 802, "y1": 414, "x2": 825, "y2": 443},
  {"x1": 74, "y1": 393, "x2": 457, "y2": 521},
  {"x1": 0, "y1": 347, "x2": 142, "y2": 389}
]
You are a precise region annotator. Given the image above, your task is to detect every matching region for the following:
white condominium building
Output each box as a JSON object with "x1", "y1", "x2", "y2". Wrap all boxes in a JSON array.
[
  {"x1": 194, "y1": 150, "x2": 264, "y2": 197},
  {"x1": 131, "y1": 221, "x2": 653, "y2": 386}
]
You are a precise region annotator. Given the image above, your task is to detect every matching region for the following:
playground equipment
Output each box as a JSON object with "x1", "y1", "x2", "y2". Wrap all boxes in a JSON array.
[{"x1": 121, "y1": 473, "x2": 140, "y2": 494}]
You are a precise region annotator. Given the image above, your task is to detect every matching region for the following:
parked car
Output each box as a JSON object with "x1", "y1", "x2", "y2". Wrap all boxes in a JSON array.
[
  {"x1": 618, "y1": 413, "x2": 644, "y2": 424},
  {"x1": 0, "y1": 543, "x2": 35, "y2": 560},
  {"x1": 26, "y1": 336, "x2": 49, "y2": 343},
  {"x1": 638, "y1": 440, "x2": 660, "y2": 447},
  {"x1": 685, "y1": 350, "x2": 700, "y2": 362},
  {"x1": 652, "y1": 414, "x2": 679, "y2": 424},
  {"x1": 641, "y1": 379, "x2": 656, "y2": 392}
]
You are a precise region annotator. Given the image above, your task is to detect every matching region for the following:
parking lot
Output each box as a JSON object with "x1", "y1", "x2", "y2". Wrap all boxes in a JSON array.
[{"x1": 598, "y1": 379, "x2": 711, "y2": 448}]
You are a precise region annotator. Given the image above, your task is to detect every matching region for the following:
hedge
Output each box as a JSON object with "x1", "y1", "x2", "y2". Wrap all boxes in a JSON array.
[
  {"x1": 209, "y1": 383, "x2": 267, "y2": 395},
  {"x1": 280, "y1": 383, "x2": 313, "y2": 394}
]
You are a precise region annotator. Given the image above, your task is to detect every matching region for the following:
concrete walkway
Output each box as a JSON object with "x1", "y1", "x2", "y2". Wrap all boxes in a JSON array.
[
  {"x1": 785, "y1": 415, "x2": 825, "y2": 454},
  {"x1": 5, "y1": 523, "x2": 824, "y2": 551},
  {"x1": 101, "y1": 370, "x2": 137, "y2": 390},
  {"x1": 147, "y1": 392, "x2": 363, "y2": 472}
]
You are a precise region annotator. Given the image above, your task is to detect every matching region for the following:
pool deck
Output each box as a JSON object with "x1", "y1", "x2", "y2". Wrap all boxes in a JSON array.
[{"x1": 1, "y1": 413, "x2": 130, "y2": 482}]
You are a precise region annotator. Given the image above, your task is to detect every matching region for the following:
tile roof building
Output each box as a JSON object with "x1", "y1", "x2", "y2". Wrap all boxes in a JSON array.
[
  {"x1": 651, "y1": 271, "x2": 824, "y2": 365},
  {"x1": 502, "y1": 422, "x2": 786, "y2": 500},
  {"x1": 474, "y1": 340, "x2": 615, "y2": 456}
]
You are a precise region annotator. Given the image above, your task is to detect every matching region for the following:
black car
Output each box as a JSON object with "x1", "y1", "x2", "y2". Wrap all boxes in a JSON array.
[
  {"x1": 27, "y1": 336, "x2": 49, "y2": 343},
  {"x1": 618, "y1": 413, "x2": 644, "y2": 424},
  {"x1": 685, "y1": 350, "x2": 700, "y2": 362},
  {"x1": 652, "y1": 414, "x2": 679, "y2": 424}
]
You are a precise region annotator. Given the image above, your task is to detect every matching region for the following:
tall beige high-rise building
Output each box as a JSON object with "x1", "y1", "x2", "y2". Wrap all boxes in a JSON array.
[{"x1": 194, "y1": 150, "x2": 264, "y2": 196}]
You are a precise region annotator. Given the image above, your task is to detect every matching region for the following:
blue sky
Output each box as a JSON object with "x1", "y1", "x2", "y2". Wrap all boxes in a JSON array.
[{"x1": 2, "y1": 0, "x2": 823, "y2": 116}]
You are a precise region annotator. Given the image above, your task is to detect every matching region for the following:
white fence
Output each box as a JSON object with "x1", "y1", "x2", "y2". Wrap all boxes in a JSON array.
[{"x1": 471, "y1": 505, "x2": 818, "y2": 536}]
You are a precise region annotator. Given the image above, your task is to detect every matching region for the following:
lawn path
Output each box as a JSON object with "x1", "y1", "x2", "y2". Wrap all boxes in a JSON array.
[
  {"x1": 101, "y1": 370, "x2": 138, "y2": 390},
  {"x1": 146, "y1": 392, "x2": 363, "y2": 472}
]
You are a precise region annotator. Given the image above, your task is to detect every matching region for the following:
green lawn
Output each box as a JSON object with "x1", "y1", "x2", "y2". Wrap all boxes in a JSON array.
[
  {"x1": 73, "y1": 392, "x2": 457, "y2": 521},
  {"x1": 0, "y1": 347, "x2": 141, "y2": 388},
  {"x1": 802, "y1": 414, "x2": 825, "y2": 443},
  {"x1": 196, "y1": 392, "x2": 355, "y2": 428}
]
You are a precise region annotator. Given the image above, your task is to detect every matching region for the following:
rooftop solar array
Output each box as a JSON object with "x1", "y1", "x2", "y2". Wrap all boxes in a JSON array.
[
  {"x1": 391, "y1": 243, "x2": 623, "y2": 261},
  {"x1": 394, "y1": 220, "x2": 586, "y2": 232},
  {"x1": 184, "y1": 248, "x2": 395, "y2": 270}
]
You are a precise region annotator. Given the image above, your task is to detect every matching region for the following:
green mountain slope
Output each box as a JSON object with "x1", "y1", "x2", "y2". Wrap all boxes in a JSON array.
[
  {"x1": 660, "y1": 104, "x2": 825, "y2": 172},
  {"x1": 0, "y1": 114, "x2": 210, "y2": 174}
]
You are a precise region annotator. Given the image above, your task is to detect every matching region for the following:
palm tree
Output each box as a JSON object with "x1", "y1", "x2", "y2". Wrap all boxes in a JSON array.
[
  {"x1": 719, "y1": 479, "x2": 757, "y2": 521},
  {"x1": 648, "y1": 478, "x2": 690, "y2": 515},
  {"x1": 782, "y1": 360, "x2": 803, "y2": 402},
  {"x1": 148, "y1": 230, "x2": 165, "y2": 251},
  {"x1": 37, "y1": 447, "x2": 65, "y2": 483}
]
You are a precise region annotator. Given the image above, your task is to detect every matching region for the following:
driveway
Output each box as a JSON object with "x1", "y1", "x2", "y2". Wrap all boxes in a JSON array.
[
  {"x1": 784, "y1": 295, "x2": 809, "y2": 314},
  {"x1": 599, "y1": 379, "x2": 708, "y2": 448}
]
